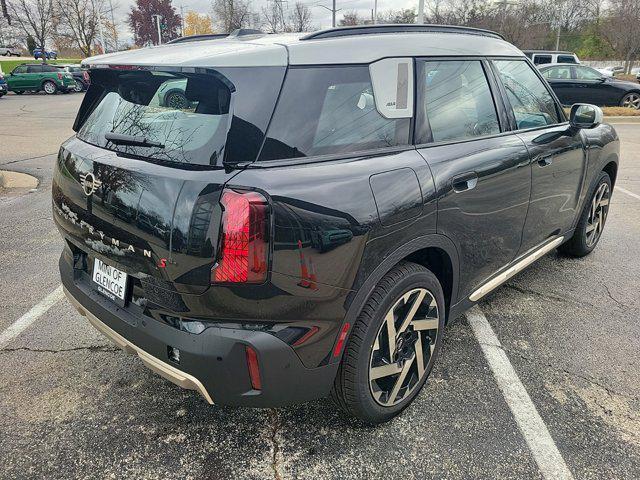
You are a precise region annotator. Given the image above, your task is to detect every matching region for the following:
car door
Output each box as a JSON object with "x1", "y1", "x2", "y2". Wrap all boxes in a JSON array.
[
  {"x1": 541, "y1": 65, "x2": 578, "y2": 105},
  {"x1": 26, "y1": 65, "x2": 43, "y2": 89},
  {"x1": 415, "y1": 58, "x2": 531, "y2": 297},
  {"x1": 9, "y1": 65, "x2": 28, "y2": 89},
  {"x1": 572, "y1": 65, "x2": 619, "y2": 106},
  {"x1": 491, "y1": 59, "x2": 586, "y2": 253}
]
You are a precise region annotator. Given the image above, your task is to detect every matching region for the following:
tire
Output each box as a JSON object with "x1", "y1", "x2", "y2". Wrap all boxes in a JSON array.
[
  {"x1": 42, "y1": 81, "x2": 57, "y2": 95},
  {"x1": 72, "y1": 81, "x2": 83, "y2": 93},
  {"x1": 559, "y1": 171, "x2": 611, "y2": 257},
  {"x1": 620, "y1": 92, "x2": 640, "y2": 109},
  {"x1": 14, "y1": 91, "x2": 23, "y2": 95},
  {"x1": 165, "y1": 91, "x2": 189, "y2": 109},
  {"x1": 331, "y1": 261, "x2": 445, "y2": 424}
]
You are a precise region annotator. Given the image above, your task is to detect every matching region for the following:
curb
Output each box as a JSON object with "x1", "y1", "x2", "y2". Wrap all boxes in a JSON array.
[
  {"x1": 0, "y1": 170, "x2": 39, "y2": 190},
  {"x1": 603, "y1": 116, "x2": 640, "y2": 124}
]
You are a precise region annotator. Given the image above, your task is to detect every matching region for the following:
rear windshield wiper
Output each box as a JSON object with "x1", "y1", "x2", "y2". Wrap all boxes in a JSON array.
[{"x1": 105, "y1": 132, "x2": 165, "y2": 149}]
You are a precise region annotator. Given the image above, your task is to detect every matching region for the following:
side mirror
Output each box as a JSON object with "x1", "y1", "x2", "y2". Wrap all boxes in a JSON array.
[{"x1": 569, "y1": 103, "x2": 603, "y2": 129}]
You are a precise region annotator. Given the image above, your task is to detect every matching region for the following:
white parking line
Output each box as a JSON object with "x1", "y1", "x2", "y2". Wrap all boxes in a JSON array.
[
  {"x1": 0, "y1": 285, "x2": 64, "y2": 349},
  {"x1": 616, "y1": 186, "x2": 640, "y2": 201},
  {"x1": 467, "y1": 306, "x2": 574, "y2": 480}
]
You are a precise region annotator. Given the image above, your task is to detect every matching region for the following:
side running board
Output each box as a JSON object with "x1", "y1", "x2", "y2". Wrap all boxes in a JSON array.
[{"x1": 469, "y1": 236, "x2": 564, "y2": 302}]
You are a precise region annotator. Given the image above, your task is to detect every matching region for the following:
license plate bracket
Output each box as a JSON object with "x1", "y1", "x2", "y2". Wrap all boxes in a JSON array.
[{"x1": 92, "y1": 258, "x2": 128, "y2": 306}]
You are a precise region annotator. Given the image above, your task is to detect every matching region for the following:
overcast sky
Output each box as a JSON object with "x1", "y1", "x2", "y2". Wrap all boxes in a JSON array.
[{"x1": 114, "y1": 0, "x2": 419, "y2": 44}]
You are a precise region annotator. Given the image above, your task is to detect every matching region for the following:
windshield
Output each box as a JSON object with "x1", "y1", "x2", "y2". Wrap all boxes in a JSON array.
[{"x1": 76, "y1": 67, "x2": 285, "y2": 167}]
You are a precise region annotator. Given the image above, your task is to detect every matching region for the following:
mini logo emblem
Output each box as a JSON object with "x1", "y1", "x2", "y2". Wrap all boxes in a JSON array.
[{"x1": 79, "y1": 173, "x2": 102, "y2": 197}]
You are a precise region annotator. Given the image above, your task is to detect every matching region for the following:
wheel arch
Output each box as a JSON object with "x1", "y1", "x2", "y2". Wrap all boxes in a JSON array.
[
  {"x1": 602, "y1": 160, "x2": 618, "y2": 188},
  {"x1": 329, "y1": 234, "x2": 459, "y2": 365}
]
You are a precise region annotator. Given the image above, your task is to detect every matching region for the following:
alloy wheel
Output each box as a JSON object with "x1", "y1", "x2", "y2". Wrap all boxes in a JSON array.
[
  {"x1": 43, "y1": 82, "x2": 56, "y2": 94},
  {"x1": 622, "y1": 93, "x2": 640, "y2": 109},
  {"x1": 586, "y1": 182, "x2": 610, "y2": 247},
  {"x1": 167, "y1": 92, "x2": 188, "y2": 109},
  {"x1": 73, "y1": 81, "x2": 83, "y2": 92},
  {"x1": 369, "y1": 288, "x2": 439, "y2": 407}
]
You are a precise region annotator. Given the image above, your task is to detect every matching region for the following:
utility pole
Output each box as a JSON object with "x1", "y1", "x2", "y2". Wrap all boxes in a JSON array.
[
  {"x1": 152, "y1": 14, "x2": 163, "y2": 45},
  {"x1": 555, "y1": 23, "x2": 561, "y2": 50},
  {"x1": 332, "y1": 0, "x2": 336, "y2": 27},
  {"x1": 180, "y1": 6, "x2": 185, "y2": 36},
  {"x1": 373, "y1": 0, "x2": 377, "y2": 24},
  {"x1": 109, "y1": 0, "x2": 118, "y2": 51},
  {"x1": 417, "y1": 0, "x2": 424, "y2": 24}
]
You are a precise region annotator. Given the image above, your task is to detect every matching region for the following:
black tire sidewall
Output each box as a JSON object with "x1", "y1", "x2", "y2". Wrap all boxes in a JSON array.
[
  {"x1": 568, "y1": 171, "x2": 611, "y2": 255},
  {"x1": 347, "y1": 265, "x2": 445, "y2": 423}
]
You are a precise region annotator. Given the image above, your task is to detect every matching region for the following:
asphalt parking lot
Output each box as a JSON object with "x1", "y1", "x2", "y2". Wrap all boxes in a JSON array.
[{"x1": 1, "y1": 92, "x2": 639, "y2": 479}]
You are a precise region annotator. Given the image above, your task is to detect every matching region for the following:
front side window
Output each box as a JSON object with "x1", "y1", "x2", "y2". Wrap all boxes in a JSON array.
[
  {"x1": 258, "y1": 66, "x2": 409, "y2": 161},
  {"x1": 417, "y1": 60, "x2": 500, "y2": 144},
  {"x1": 543, "y1": 66, "x2": 572, "y2": 80},
  {"x1": 12, "y1": 66, "x2": 27, "y2": 74},
  {"x1": 533, "y1": 55, "x2": 552, "y2": 65},
  {"x1": 574, "y1": 66, "x2": 603, "y2": 80},
  {"x1": 493, "y1": 60, "x2": 560, "y2": 129}
]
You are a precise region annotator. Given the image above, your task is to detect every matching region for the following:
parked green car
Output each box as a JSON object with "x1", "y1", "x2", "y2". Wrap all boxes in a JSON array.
[{"x1": 6, "y1": 63, "x2": 76, "y2": 95}]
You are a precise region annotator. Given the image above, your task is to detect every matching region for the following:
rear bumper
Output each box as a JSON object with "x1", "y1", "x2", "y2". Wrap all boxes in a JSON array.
[{"x1": 60, "y1": 254, "x2": 338, "y2": 407}]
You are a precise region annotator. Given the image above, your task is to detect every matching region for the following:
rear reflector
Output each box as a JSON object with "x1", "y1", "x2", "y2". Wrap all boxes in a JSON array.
[
  {"x1": 332, "y1": 322, "x2": 351, "y2": 357},
  {"x1": 245, "y1": 346, "x2": 262, "y2": 390},
  {"x1": 212, "y1": 189, "x2": 268, "y2": 284}
]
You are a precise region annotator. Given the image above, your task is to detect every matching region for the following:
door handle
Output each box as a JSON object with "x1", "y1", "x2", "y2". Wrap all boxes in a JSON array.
[
  {"x1": 537, "y1": 156, "x2": 553, "y2": 167},
  {"x1": 452, "y1": 172, "x2": 478, "y2": 193}
]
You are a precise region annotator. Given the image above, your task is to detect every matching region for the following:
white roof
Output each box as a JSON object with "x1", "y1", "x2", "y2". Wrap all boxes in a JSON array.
[{"x1": 82, "y1": 31, "x2": 524, "y2": 69}]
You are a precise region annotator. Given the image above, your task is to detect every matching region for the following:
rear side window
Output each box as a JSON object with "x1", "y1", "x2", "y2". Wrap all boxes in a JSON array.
[
  {"x1": 12, "y1": 66, "x2": 27, "y2": 74},
  {"x1": 75, "y1": 67, "x2": 285, "y2": 166},
  {"x1": 557, "y1": 55, "x2": 577, "y2": 64},
  {"x1": 27, "y1": 65, "x2": 42, "y2": 73},
  {"x1": 493, "y1": 60, "x2": 560, "y2": 129},
  {"x1": 533, "y1": 55, "x2": 552, "y2": 65},
  {"x1": 258, "y1": 66, "x2": 410, "y2": 161},
  {"x1": 416, "y1": 60, "x2": 500, "y2": 144}
]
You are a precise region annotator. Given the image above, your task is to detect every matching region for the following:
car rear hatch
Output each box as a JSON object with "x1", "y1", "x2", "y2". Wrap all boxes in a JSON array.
[{"x1": 53, "y1": 64, "x2": 285, "y2": 295}]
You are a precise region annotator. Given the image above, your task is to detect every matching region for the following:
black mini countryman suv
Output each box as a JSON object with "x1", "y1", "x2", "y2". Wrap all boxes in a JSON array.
[{"x1": 53, "y1": 25, "x2": 619, "y2": 423}]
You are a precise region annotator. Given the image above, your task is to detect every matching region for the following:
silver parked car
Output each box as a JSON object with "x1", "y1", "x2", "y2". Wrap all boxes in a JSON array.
[{"x1": 0, "y1": 45, "x2": 21, "y2": 56}]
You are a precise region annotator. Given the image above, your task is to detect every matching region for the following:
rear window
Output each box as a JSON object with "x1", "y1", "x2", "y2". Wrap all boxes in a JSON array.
[
  {"x1": 76, "y1": 67, "x2": 285, "y2": 166},
  {"x1": 557, "y1": 55, "x2": 577, "y2": 64},
  {"x1": 258, "y1": 66, "x2": 410, "y2": 161},
  {"x1": 533, "y1": 55, "x2": 552, "y2": 65}
]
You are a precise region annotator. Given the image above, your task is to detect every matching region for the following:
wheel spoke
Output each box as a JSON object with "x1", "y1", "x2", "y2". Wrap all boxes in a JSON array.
[
  {"x1": 384, "y1": 309, "x2": 397, "y2": 361},
  {"x1": 397, "y1": 289, "x2": 427, "y2": 335},
  {"x1": 414, "y1": 333, "x2": 425, "y2": 379},
  {"x1": 388, "y1": 355, "x2": 415, "y2": 404},
  {"x1": 370, "y1": 362, "x2": 403, "y2": 380},
  {"x1": 411, "y1": 318, "x2": 439, "y2": 331},
  {"x1": 586, "y1": 222, "x2": 597, "y2": 234}
]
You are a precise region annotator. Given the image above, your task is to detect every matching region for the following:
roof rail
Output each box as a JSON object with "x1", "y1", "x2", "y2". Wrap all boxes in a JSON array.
[
  {"x1": 166, "y1": 30, "x2": 264, "y2": 45},
  {"x1": 302, "y1": 24, "x2": 504, "y2": 41},
  {"x1": 167, "y1": 33, "x2": 229, "y2": 44}
]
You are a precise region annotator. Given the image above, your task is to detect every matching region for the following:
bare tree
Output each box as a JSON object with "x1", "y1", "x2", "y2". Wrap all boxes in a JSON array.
[
  {"x1": 56, "y1": 0, "x2": 105, "y2": 56},
  {"x1": 9, "y1": 0, "x2": 56, "y2": 53},
  {"x1": 212, "y1": 0, "x2": 253, "y2": 32},
  {"x1": 261, "y1": 0, "x2": 286, "y2": 33},
  {"x1": 289, "y1": 1, "x2": 311, "y2": 32},
  {"x1": 338, "y1": 10, "x2": 362, "y2": 26},
  {"x1": 603, "y1": 0, "x2": 640, "y2": 72}
]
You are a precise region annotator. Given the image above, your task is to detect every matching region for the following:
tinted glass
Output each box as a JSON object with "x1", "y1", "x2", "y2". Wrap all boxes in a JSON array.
[
  {"x1": 13, "y1": 66, "x2": 27, "y2": 74},
  {"x1": 543, "y1": 66, "x2": 572, "y2": 79},
  {"x1": 43, "y1": 65, "x2": 58, "y2": 72},
  {"x1": 259, "y1": 66, "x2": 409, "y2": 161},
  {"x1": 533, "y1": 55, "x2": 552, "y2": 65},
  {"x1": 557, "y1": 55, "x2": 577, "y2": 64},
  {"x1": 27, "y1": 65, "x2": 42, "y2": 73},
  {"x1": 75, "y1": 67, "x2": 285, "y2": 166},
  {"x1": 418, "y1": 60, "x2": 500, "y2": 143},
  {"x1": 493, "y1": 60, "x2": 560, "y2": 129},
  {"x1": 575, "y1": 66, "x2": 602, "y2": 80}
]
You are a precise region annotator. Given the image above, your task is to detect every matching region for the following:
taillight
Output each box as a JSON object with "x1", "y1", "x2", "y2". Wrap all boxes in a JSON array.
[
  {"x1": 57, "y1": 73, "x2": 63, "y2": 80},
  {"x1": 83, "y1": 71, "x2": 89, "y2": 82},
  {"x1": 212, "y1": 189, "x2": 269, "y2": 284},
  {"x1": 245, "y1": 346, "x2": 261, "y2": 390}
]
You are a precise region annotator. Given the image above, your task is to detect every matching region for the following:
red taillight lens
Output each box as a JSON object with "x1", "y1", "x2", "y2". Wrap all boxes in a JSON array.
[
  {"x1": 212, "y1": 189, "x2": 269, "y2": 284},
  {"x1": 57, "y1": 73, "x2": 63, "y2": 80},
  {"x1": 83, "y1": 71, "x2": 89, "y2": 82},
  {"x1": 245, "y1": 346, "x2": 262, "y2": 390}
]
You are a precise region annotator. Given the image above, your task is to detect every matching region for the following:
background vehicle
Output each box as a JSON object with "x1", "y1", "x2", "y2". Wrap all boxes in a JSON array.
[
  {"x1": 540, "y1": 63, "x2": 640, "y2": 109},
  {"x1": 595, "y1": 65, "x2": 624, "y2": 77},
  {"x1": 6, "y1": 63, "x2": 75, "y2": 94},
  {"x1": 0, "y1": 45, "x2": 21, "y2": 56},
  {"x1": 56, "y1": 64, "x2": 90, "y2": 92},
  {"x1": 0, "y1": 73, "x2": 7, "y2": 97},
  {"x1": 33, "y1": 48, "x2": 57, "y2": 60},
  {"x1": 522, "y1": 49, "x2": 580, "y2": 65},
  {"x1": 55, "y1": 25, "x2": 619, "y2": 424}
]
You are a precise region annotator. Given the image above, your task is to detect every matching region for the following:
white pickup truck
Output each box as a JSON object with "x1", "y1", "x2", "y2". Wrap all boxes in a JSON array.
[{"x1": 0, "y1": 46, "x2": 21, "y2": 56}]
